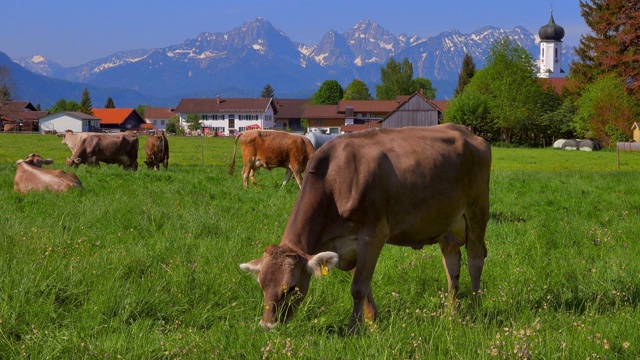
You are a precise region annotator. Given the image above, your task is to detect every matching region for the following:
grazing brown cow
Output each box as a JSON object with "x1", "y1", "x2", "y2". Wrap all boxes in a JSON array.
[
  {"x1": 228, "y1": 130, "x2": 316, "y2": 188},
  {"x1": 240, "y1": 123, "x2": 491, "y2": 332},
  {"x1": 66, "y1": 132, "x2": 139, "y2": 170},
  {"x1": 59, "y1": 130, "x2": 91, "y2": 154},
  {"x1": 14, "y1": 153, "x2": 83, "y2": 194},
  {"x1": 144, "y1": 131, "x2": 170, "y2": 170}
]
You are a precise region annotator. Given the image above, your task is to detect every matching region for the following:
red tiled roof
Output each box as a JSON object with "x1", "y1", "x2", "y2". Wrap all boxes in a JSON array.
[
  {"x1": 538, "y1": 77, "x2": 567, "y2": 95},
  {"x1": 92, "y1": 108, "x2": 139, "y2": 125},
  {"x1": 175, "y1": 97, "x2": 274, "y2": 114},
  {"x1": 145, "y1": 107, "x2": 175, "y2": 119},
  {"x1": 302, "y1": 104, "x2": 343, "y2": 119}
]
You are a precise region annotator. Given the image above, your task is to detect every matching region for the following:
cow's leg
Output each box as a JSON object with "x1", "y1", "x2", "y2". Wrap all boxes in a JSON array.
[
  {"x1": 440, "y1": 215, "x2": 466, "y2": 299},
  {"x1": 348, "y1": 220, "x2": 388, "y2": 333},
  {"x1": 351, "y1": 269, "x2": 378, "y2": 323},
  {"x1": 465, "y1": 210, "x2": 488, "y2": 296},
  {"x1": 281, "y1": 169, "x2": 293, "y2": 188},
  {"x1": 291, "y1": 168, "x2": 304, "y2": 189},
  {"x1": 241, "y1": 163, "x2": 251, "y2": 187},
  {"x1": 440, "y1": 240, "x2": 462, "y2": 298}
]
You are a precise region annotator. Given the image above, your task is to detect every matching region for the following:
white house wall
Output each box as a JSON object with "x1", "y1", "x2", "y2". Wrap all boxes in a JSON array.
[{"x1": 39, "y1": 114, "x2": 83, "y2": 133}]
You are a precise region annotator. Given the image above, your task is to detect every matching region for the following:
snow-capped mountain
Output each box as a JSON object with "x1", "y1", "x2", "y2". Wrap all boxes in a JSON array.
[{"x1": 12, "y1": 17, "x2": 576, "y2": 105}]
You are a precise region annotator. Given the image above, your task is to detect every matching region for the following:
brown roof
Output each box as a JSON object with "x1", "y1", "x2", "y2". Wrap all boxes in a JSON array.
[
  {"x1": 274, "y1": 99, "x2": 309, "y2": 119},
  {"x1": 0, "y1": 101, "x2": 38, "y2": 115},
  {"x1": 340, "y1": 123, "x2": 381, "y2": 133},
  {"x1": 431, "y1": 100, "x2": 450, "y2": 112},
  {"x1": 145, "y1": 107, "x2": 175, "y2": 119},
  {"x1": 538, "y1": 77, "x2": 567, "y2": 95},
  {"x1": 302, "y1": 104, "x2": 344, "y2": 119},
  {"x1": 92, "y1": 108, "x2": 142, "y2": 125},
  {"x1": 338, "y1": 100, "x2": 399, "y2": 113},
  {"x1": 175, "y1": 97, "x2": 275, "y2": 114}
]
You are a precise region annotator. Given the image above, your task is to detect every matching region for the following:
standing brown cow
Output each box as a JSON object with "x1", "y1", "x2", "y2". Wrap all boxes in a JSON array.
[
  {"x1": 240, "y1": 124, "x2": 491, "y2": 332},
  {"x1": 66, "y1": 132, "x2": 139, "y2": 170},
  {"x1": 14, "y1": 153, "x2": 83, "y2": 194},
  {"x1": 228, "y1": 130, "x2": 316, "y2": 188},
  {"x1": 144, "y1": 130, "x2": 170, "y2": 170}
]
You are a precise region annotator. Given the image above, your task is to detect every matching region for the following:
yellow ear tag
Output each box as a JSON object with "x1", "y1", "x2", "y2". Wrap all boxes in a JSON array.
[{"x1": 321, "y1": 264, "x2": 329, "y2": 276}]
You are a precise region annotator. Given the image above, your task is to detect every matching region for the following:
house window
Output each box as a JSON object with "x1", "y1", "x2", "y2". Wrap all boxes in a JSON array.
[
  {"x1": 239, "y1": 114, "x2": 259, "y2": 120},
  {"x1": 161, "y1": 120, "x2": 165, "y2": 125}
]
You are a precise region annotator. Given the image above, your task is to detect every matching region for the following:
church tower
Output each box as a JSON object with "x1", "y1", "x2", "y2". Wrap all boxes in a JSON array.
[{"x1": 537, "y1": 10, "x2": 565, "y2": 78}]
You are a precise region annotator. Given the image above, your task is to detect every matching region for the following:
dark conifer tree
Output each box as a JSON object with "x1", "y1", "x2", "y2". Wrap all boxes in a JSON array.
[
  {"x1": 105, "y1": 97, "x2": 115, "y2": 108},
  {"x1": 454, "y1": 53, "x2": 476, "y2": 97},
  {"x1": 80, "y1": 88, "x2": 94, "y2": 115}
]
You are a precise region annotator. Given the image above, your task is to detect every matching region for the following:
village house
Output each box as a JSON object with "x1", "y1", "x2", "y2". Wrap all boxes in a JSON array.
[
  {"x1": 273, "y1": 98, "x2": 307, "y2": 133},
  {"x1": 145, "y1": 107, "x2": 175, "y2": 131},
  {"x1": 92, "y1": 108, "x2": 147, "y2": 132},
  {"x1": 39, "y1": 111, "x2": 100, "y2": 133},
  {"x1": 1, "y1": 101, "x2": 48, "y2": 132},
  {"x1": 174, "y1": 97, "x2": 276, "y2": 136}
]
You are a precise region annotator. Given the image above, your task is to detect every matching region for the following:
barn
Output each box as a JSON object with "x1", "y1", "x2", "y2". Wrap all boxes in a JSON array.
[{"x1": 380, "y1": 92, "x2": 443, "y2": 129}]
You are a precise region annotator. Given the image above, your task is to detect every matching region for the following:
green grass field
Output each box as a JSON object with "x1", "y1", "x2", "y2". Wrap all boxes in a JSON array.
[{"x1": 1, "y1": 133, "x2": 639, "y2": 359}]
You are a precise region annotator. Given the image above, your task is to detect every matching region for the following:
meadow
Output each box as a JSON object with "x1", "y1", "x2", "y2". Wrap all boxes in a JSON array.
[{"x1": 0, "y1": 133, "x2": 639, "y2": 359}]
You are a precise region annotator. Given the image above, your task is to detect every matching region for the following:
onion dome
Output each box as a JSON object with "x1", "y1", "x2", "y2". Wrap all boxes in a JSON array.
[{"x1": 538, "y1": 11, "x2": 565, "y2": 41}]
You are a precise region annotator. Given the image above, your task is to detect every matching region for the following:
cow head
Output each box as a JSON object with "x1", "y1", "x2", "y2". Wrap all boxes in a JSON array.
[
  {"x1": 16, "y1": 153, "x2": 54, "y2": 168},
  {"x1": 240, "y1": 245, "x2": 338, "y2": 329},
  {"x1": 66, "y1": 157, "x2": 83, "y2": 167}
]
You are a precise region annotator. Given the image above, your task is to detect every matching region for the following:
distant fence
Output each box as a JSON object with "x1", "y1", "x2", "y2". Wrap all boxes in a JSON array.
[
  {"x1": 616, "y1": 142, "x2": 640, "y2": 169},
  {"x1": 617, "y1": 142, "x2": 640, "y2": 151}
]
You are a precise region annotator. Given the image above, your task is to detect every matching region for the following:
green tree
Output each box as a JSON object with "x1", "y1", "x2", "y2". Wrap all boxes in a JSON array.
[
  {"x1": 574, "y1": 73, "x2": 638, "y2": 146},
  {"x1": 0, "y1": 85, "x2": 11, "y2": 105},
  {"x1": 454, "y1": 53, "x2": 476, "y2": 97},
  {"x1": 443, "y1": 90, "x2": 493, "y2": 139},
  {"x1": 411, "y1": 77, "x2": 436, "y2": 99},
  {"x1": 311, "y1": 80, "x2": 344, "y2": 105},
  {"x1": 136, "y1": 104, "x2": 149, "y2": 119},
  {"x1": 448, "y1": 37, "x2": 558, "y2": 145},
  {"x1": 79, "y1": 88, "x2": 93, "y2": 116},
  {"x1": 376, "y1": 57, "x2": 414, "y2": 100},
  {"x1": 260, "y1": 84, "x2": 275, "y2": 98},
  {"x1": 48, "y1": 99, "x2": 81, "y2": 113},
  {"x1": 165, "y1": 115, "x2": 180, "y2": 134},
  {"x1": 0, "y1": 66, "x2": 15, "y2": 105},
  {"x1": 343, "y1": 79, "x2": 373, "y2": 100},
  {"x1": 104, "y1": 97, "x2": 115, "y2": 108},
  {"x1": 185, "y1": 113, "x2": 202, "y2": 132},
  {"x1": 570, "y1": 0, "x2": 640, "y2": 98}
]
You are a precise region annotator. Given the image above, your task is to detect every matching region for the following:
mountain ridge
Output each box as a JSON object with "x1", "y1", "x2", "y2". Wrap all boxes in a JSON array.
[{"x1": 9, "y1": 18, "x2": 576, "y2": 108}]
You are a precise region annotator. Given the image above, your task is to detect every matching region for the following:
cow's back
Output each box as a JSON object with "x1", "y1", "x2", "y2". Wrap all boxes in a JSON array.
[{"x1": 304, "y1": 124, "x2": 491, "y2": 241}]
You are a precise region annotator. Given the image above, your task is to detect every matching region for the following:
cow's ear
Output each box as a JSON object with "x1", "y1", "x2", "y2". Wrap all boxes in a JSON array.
[
  {"x1": 307, "y1": 252, "x2": 339, "y2": 277},
  {"x1": 43, "y1": 158, "x2": 54, "y2": 165},
  {"x1": 15, "y1": 159, "x2": 24, "y2": 165},
  {"x1": 240, "y1": 258, "x2": 264, "y2": 280}
]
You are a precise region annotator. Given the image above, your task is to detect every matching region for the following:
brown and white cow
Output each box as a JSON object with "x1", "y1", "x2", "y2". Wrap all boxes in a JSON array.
[
  {"x1": 144, "y1": 131, "x2": 170, "y2": 170},
  {"x1": 228, "y1": 130, "x2": 316, "y2": 188},
  {"x1": 240, "y1": 123, "x2": 491, "y2": 332},
  {"x1": 14, "y1": 153, "x2": 83, "y2": 194},
  {"x1": 66, "y1": 132, "x2": 139, "y2": 170}
]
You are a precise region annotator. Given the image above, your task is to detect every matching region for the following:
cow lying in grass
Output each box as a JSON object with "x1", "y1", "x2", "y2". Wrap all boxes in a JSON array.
[{"x1": 14, "y1": 153, "x2": 83, "y2": 194}]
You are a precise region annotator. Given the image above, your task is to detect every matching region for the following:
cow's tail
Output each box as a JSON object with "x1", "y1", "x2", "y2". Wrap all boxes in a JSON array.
[{"x1": 228, "y1": 132, "x2": 242, "y2": 175}]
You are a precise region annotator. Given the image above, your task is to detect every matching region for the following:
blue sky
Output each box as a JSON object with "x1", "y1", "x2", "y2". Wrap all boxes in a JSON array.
[{"x1": 2, "y1": 0, "x2": 589, "y2": 67}]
